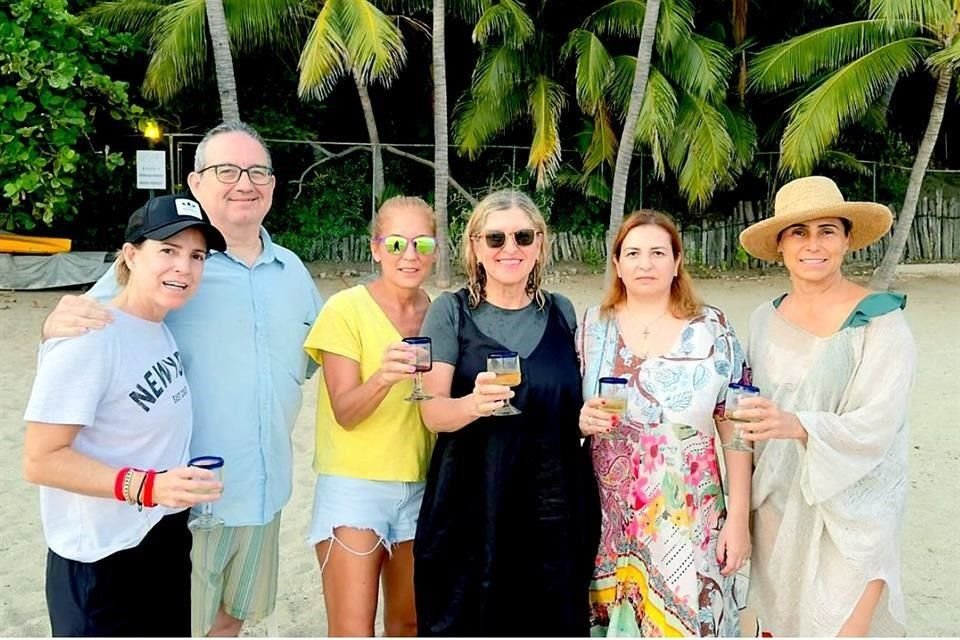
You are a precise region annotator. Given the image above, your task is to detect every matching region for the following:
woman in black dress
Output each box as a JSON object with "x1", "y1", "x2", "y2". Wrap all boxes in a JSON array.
[{"x1": 414, "y1": 190, "x2": 599, "y2": 636}]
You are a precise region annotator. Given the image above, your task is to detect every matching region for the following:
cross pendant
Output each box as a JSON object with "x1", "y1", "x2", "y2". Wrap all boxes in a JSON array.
[{"x1": 641, "y1": 328, "x2": 651, "y2": 339}]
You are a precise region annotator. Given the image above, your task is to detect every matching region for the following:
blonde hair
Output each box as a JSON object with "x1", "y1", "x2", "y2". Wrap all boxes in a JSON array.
[
  {"x1": 113, "y1": 242, "x2": 143, "y2": 286},
  {"x1": 370, "y1": 195, "x2": 436, "y2": 238},
  {"x1": 600, "y1": 210, "x2": 702, "y2": 319},
  {"x1": 461, "y1": 189, "x2": 551, "y2": 308}
]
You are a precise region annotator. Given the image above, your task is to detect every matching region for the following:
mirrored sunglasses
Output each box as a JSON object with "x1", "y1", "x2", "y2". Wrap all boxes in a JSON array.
[
  {"x1": 475, "y1": 228, "x2": 540, "y2": 249},
  {"x1": 378, "y1": 235, "x2": 438, "y2": 255}
]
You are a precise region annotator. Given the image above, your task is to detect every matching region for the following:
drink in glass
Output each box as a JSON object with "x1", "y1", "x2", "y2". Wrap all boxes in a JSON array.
[
  {"x1": 597, "y1": 377, "x2": 628, "y2": 440},
  {"x1": 188, "y1": 455, "x2": 224, "y2": 531},
  {"x1": 403, "y1": 336, "x2": 433, "y2": 401},
  {"x1": 722, "y1": 384, "x2": 759, "y2": 452},
  {"x1": 487, "y1": 351, "x2": 522, "y2": 416}
]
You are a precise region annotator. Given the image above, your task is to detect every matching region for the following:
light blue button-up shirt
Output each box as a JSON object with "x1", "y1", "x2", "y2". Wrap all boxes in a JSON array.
[{"x1": 87, "y1": 228, "x2": 323, "y2": 526}]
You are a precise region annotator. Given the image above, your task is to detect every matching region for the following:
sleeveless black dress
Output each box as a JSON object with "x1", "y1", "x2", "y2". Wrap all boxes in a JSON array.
[{"x1": 414, "y1": 289, "x2": 600, "y2": 636}]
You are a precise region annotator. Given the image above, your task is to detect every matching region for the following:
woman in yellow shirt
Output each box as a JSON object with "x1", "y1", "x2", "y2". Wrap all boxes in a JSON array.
[{"x1": 303, "y1": 196, "x2": 437, "y2": 636}]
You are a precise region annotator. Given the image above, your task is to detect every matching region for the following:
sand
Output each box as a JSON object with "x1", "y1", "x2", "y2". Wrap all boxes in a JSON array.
[{"x1": 1, "y1": 267, "x2": 958, "y2": 636}]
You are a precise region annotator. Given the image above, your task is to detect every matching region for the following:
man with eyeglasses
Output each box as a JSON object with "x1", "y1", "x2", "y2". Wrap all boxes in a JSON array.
[{"x1": 41, "y1": 121, "x2": 324, "y2": 637}]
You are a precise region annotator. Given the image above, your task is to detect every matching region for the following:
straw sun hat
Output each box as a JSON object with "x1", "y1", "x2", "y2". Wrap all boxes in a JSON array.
[{"x1": 739, "y1": 176, "x2": 893, "y2": 262}]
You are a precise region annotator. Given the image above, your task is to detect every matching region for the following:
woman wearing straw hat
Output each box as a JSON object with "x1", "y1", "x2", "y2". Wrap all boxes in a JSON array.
[{"x1": 736, "y1": 176, "x2": 916, "y2": 636}]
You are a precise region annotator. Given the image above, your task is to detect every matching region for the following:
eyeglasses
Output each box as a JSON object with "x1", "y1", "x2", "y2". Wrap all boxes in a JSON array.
[
  {"x1": 473, "y1": 229, "x2": 541, "y2": 249},
  {"x1": 377, "y1": 234, "x2": 438, "y2": 256},
  {"x1": 197, "y1": 163, "x2": 274, "y2": 185}
]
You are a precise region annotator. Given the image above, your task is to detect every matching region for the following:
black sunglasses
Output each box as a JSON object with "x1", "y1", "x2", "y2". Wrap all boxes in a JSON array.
[{"x1": 473, "y1": 229, "x2": 541, "y2": 249}]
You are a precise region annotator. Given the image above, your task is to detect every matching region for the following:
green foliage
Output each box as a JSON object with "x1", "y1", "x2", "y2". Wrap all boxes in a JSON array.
[{"x1": 0, "y1": 0, "x2": 139, "y2": 230}]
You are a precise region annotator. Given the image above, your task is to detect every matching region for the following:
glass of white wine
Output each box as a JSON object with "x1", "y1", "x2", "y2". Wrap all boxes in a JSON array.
[
  {"x1": 487, "y1": 351, "x2": 522, "y2": 416},
  {"x1": 403, "y1": 336, "x2": 433, "y2": 401},
  {"x1": 187, "y1": 455, "x2": 224, "y2": 531},
  {"x1": 722, "y1": 384, "x2": 759, "y2": 452},
  {"x1": 597, "y1": 377, "x2": 628, "y2": 440}
]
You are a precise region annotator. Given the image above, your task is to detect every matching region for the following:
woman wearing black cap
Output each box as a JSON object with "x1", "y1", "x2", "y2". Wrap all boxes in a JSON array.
[{"x1": 22, "y1": 195, "x2": 227, "y2": 637}]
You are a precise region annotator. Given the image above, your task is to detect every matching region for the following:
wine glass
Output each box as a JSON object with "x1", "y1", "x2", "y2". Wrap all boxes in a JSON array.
[
  {"x1": 187, "y1": 455, "x2": 224, "y2": 531},
  {"x1": 721, "y1": 384, "x2": 759, "y2": 452},
  {"x1": 487, "y1": 351, "x2": 522, "y2": 416},
  {"x1": 403, "y1": 337, "x2": 433, "y2": 401},
  {"x1": 597, "y1": 377, "x2": 628, "y2": 440}
]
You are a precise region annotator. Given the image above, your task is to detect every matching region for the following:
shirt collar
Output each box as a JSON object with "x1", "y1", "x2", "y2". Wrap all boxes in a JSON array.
[{"x1": 210, "y1": 226, "x2": 288, "y2": 268}]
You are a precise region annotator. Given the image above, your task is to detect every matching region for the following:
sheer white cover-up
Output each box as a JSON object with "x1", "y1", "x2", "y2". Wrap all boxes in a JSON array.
[{"x1": 746, "y1": 302, "x2": 915, "y2": 637}]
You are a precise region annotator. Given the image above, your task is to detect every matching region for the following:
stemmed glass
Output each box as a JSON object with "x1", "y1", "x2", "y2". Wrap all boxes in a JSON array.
[
  {"x1": 487, "y1": 351, "x2": 522, "y2": 416},
  {"x1": 722, "y1": 384, "x2": 759, "y2": 452},
  {"x1": 187, "y1": 455, "x2": 224, "y2": 531},
  {"x1": 403, "y1": 337, "x2": 433, "y2": 402},
  {"x1": 597, "y1": 377, "x2": 628, "y2": 440}
]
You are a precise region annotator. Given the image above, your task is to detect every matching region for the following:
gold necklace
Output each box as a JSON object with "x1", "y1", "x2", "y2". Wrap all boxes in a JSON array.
[{"x1": 637, "y1": 310, "x2": 669, "y2": 358}]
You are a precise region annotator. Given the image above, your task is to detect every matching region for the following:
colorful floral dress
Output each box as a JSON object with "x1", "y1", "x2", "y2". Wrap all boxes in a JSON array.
[{"x1": 577, "y1": 305, "x2": 748, "y2": 637}]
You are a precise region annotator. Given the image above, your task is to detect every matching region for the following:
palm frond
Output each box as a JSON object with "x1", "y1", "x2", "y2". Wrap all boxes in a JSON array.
[
  {"x1": 472, "y1": 0, "x2": 534, "y2": 48},
  {"x1": 297, "y1": 0, "x2": 348, "y2": 100},
  {"x1": 927, "y1": 37, "x2": 960, "y2": 72},
  {"x1": 667, "y1": 92, "x2": 733, "y2": 208},
  {"x1": 660, "y1": 33, "x2": 732, "y2": 101},
  {"x1": 338, "y1": 0, "x2": 408, "y2": 87},
  {"x1": 780, "y1": 37, "x2": 933, "y2": 176},
  {"x1": 142, "y1": 0, "x2": 208, "y2": 103},
  {"x1": 655, "y1": 0, "x2": 694, "y2": 52},
  {"x1": 587, "y1": 0, "x2": 692, "y2": 51},
  {"x1": 868, "y1": 0, "x2": 953, "y2": 32},
  {"x1": 224, "y1": 0, "x2": 306, "y2": 54},
  {"x1": 607, "y1": 54, "x2": 637, "y2": 118},
  {"x1": 716, "y1": 102, "x2": 757, "y2": 184},
  {"x1": 452, "y1": 86, "x2": 526, "y2": 155},
  {"x1": 563, "y1": 28, "x2": 614, "y2": 113},
  {"x1": 820, "y1": 150, "x2": 873, "y2": 176},
  {"x1": 470, "y1": 45, "x2": 526, "y2": 99},
  {"x1": 450, "y1": 0, "x2": 488, "y2": 23},
  {"x1": 84, "y1": 0, "x2": 165, "y2": 39},
  {"x1": 633, "y1": 68, "x2": 677, "y2": 178},
  {"x1": 527, "y1": 75, "x2": 567, "y2": 188},
  {"x1": 582, "y1": 105, "x2": 618, "y2": 175},
  {"x1": 749, "y1": 20, "x2": 915, "y2": 92}
]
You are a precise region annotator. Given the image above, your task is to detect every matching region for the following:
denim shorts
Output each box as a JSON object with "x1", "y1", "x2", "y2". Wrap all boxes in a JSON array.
[{"x1": 307, "y1": 474, "x2": 425, "y2": 553}]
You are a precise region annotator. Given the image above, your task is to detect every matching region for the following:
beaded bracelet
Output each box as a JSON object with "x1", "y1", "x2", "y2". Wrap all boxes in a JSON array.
[
  {"x1": 121, "y1": 468, "x2": 135, "y2": 504},
  {"x1": 114, "y1": 467, "x2": 132, "y2": 502}
]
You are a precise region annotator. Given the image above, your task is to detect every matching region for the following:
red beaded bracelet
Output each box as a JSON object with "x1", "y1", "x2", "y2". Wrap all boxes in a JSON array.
[{"x1": 114, "y1": 467, "x2": 132, "y2": 502}]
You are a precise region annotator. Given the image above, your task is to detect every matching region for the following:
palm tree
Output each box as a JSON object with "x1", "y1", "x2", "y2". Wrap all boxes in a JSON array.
[
  {"x1": 749, "y1": 0, "x2": 957, "y2": 289},
  {"x1": 432, "y1": 0, "x2": 451, "y2": 285},
  {"x1": 87, "y1": 0, "x2": 304, "y2": 121},
  {"x1": 563, "y1": 0, "x2": 757, "y2": 280},
  {"x1": 298, "y1": 0, "x2": 409, "y2": 204},
  {"x1": 605, "y1": 0, "x2": 660, "y2": 283},
  {"x1": 453, "y1": 0, "x2": 567, "y2": 189}
]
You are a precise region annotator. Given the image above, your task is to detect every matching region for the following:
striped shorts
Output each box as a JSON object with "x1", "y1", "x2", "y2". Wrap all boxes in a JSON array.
[{"x1": 190, "y1": 513, "x2": 281, "y2": 636}]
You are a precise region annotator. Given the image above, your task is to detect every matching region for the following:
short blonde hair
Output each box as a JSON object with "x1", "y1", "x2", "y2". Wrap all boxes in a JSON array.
[
  {"x1": 113, "y1": 242, "x2": 143, "y2": 286},
  {"x1": 461, "y1": 190, "x2": 551, "y2": 308},
  {"x1": 370, "y1": 195, "x2": 436, "y2": 238}
]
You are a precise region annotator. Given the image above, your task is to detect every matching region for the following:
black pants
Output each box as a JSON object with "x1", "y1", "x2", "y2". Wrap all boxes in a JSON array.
[{"x1": 46, "y1": 509, "x2": 191, "y2": 637}]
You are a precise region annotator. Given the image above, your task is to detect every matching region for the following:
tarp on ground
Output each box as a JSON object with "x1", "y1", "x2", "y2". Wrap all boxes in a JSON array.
[{"x1": 0, "y1": 252, "x2": 112, "y2": 290}]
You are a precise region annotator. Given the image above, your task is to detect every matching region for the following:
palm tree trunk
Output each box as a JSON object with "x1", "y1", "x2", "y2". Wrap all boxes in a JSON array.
[
  {"x1": 870, "y1": 66, "x2": 953, "y2": 290},
  {"x1": 204, "y1": 0, "x2": 240, "y2": 121},
  {"x1": 356, "y1": 79, "x2": 385, "y2": 207},
  {"x1": 433, "y1": 0, "x2": 451, "y2": 287},
  {"x1": 732, "y1": 0, "x2": 748, "y2": 104},
  {"x1": 605, "y1": 0, "x2": 661, "y2": 283}
]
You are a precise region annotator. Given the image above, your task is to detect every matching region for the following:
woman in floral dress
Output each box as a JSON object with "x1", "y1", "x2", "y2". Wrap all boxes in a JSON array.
[{"x1": 577, "y1": 211, "x2": 751, "y2": 637}]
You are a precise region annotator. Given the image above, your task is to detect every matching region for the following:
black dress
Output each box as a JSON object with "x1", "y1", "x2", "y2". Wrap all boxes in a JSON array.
[{"x1": 414, "y1": 289, "x2": 600, "y2": 636}]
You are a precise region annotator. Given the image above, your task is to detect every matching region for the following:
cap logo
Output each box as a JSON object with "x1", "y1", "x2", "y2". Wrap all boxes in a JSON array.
[{"x1": 174, "y1": 198, "x2": 202, "y2": 219}]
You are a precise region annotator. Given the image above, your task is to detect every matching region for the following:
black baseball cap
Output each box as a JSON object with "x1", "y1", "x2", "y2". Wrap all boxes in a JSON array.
[{"x1": 125, "y1": 195, "x2": 226, "y2": 252}]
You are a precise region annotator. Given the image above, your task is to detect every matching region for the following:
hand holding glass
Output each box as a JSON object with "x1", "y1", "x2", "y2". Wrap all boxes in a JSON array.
[
  {"x1": 722, "y1": 384, "x2": 759, "y2": 452},
  {"x1": 486, "y1": 351, "x2": 522, "y2": 416},
  {"x1": 596, "y1": 377, "x2": 628, "y2": 440},
  {"x1": 188, "y1": 455, "x2": 224, "y2": 531},
  {"x1": 402, "y1": 337, "x2": 433, "y2": 401}
]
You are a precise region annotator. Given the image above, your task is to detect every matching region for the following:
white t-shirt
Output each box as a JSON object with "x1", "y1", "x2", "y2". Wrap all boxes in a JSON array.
[{"x1": 24, "y1": 309, "x2": 192, "y2": 562}]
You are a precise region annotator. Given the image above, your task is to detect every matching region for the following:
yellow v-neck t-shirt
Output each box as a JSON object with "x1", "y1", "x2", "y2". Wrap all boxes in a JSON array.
[{"x1": 304, "y1": 285, "x2": 435, "y2": 481}]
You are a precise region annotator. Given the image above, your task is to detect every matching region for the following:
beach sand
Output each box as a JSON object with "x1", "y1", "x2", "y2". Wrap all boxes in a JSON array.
[{"x1": 1, "y1": 268, "x2": 958, "y2": 636}]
